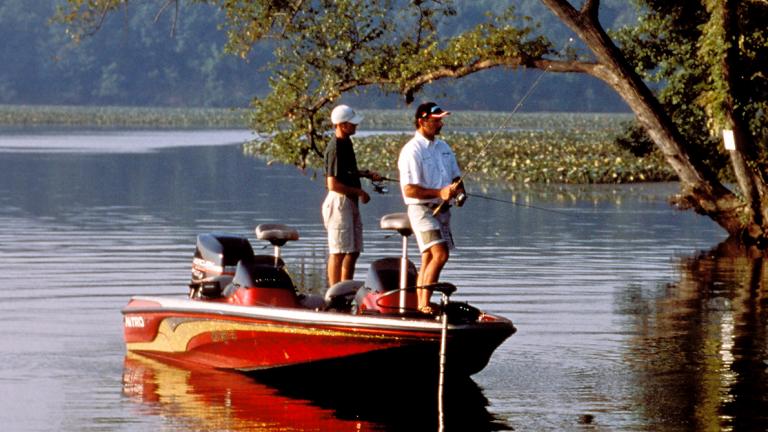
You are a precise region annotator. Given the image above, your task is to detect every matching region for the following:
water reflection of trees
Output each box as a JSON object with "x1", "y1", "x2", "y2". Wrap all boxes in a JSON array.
[{"x1": 622, "y1": 238, "x2": 768, "y2": 431}]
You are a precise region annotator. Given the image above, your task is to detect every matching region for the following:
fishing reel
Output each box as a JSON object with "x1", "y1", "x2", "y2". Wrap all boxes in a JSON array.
[
  {"x1": 372, "y1": 180, "x2": 388, "y2": 194},
  {"x1": 455, "y1": 192, "x2": 467, "y2": 207},
  {"x1": 359, "y1": 170, "x2": 389, "y2": 194}
]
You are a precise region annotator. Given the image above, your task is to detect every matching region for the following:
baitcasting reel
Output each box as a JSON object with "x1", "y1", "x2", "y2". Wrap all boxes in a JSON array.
[
  {"x1": 455, "y1": 191, "x2": 467, "y2": 207},
  {"x1": 372, "y1": 180, "x2": 388, "y2": 194}
]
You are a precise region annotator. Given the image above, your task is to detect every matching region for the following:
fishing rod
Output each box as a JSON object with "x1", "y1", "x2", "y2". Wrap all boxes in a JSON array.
[
  {"x1": 431, "y1": 38, "x2": 576, "y2": 215},
  {"x1": 368, "y1": 174, "x2": 576, "y2": 218}
]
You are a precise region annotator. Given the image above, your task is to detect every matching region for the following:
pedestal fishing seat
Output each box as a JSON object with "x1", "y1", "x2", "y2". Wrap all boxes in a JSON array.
[
  {"x1": 354, "y1": 213, "x2": 419, "y2": 314},
  {"x1": 224, "y1": 224, "x2": 301, "y2": 307}
]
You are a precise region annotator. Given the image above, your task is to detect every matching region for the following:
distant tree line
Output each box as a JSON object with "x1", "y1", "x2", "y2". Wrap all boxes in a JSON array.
[
  {"x1": 0, "y1": 1, "x2": 269, "y2": 107},
  {"x1": 1, "y1": 0, "x2": 629, "y2": 112}
]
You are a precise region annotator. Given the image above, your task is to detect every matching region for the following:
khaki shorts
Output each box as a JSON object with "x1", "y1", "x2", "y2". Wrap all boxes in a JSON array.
[
  {"x1": 407, "y1": 204, "x2": 454, "y2": 253},
  {"x1": 322, "y1": 192, "x2": 363, "y2": 254}
]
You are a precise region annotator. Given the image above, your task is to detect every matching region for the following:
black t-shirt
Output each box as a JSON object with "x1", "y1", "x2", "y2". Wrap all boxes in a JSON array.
[{"x1": 324, "y1": 136, "x2": 361, "y2": 191}]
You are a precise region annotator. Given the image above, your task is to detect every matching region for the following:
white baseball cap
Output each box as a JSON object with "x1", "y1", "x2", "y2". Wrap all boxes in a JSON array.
[{"x1": 331, "y1": 105, "x2": 364, "y2": 125}]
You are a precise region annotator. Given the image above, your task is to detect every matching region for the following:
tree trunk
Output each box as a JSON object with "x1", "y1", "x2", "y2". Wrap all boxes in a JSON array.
[
  {"x1": 718, "y1": 0, "x2": 768, "y2": 228},
  {"x1": 540, "y1": 0, "x2": 760, "y2": 241}
]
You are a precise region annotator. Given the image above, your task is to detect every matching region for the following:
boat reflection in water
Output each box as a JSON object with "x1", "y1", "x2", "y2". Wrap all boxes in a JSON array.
[{"x1": 122, "y1": 352, "x2": 507, "y2": 431}]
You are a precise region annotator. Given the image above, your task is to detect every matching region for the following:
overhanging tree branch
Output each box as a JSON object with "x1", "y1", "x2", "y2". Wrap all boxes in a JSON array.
[{"x1": 54, "y1": 0, "x2": 768, "y2": 243}]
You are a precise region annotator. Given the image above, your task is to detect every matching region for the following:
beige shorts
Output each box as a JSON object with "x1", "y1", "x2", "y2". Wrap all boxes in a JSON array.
[
  {"x1": 407, "y1": 204, "x2": 454, "y2": 253},
  {"x1": 322, "y1": 192, "x2": 363, "y2": 254}
]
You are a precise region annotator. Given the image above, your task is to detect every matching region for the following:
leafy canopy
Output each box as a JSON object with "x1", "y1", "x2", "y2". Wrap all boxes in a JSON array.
[
  {"x1": 56, "y1": 0, "x2": 550, "y2": 167},
  {"x1": 614, "y1": 0, "x2": 768, "y2": 178}
]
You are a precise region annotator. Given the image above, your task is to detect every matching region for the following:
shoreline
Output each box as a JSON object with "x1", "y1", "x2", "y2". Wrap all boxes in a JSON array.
[{"x1": 1, "y1": 105, "x2": 672, "y2": 184}]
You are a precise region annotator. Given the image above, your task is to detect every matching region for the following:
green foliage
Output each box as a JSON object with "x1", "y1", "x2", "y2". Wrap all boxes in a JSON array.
[
  {"x1": 614, "y1": 122, "x2": 655, "y2": 157},
  {"x1": 0, "y1": 104, "x2": 672, "y2": 184},
  {"x1": 47, "y1": 0, "x2": 767, "y2": 190},
  {"x1": 613, "y1": 0, "x2": 768, "y2": 180},
  {"x1": 6, "y1": 1, "x2": 628, "y2": 111},
  {"x1": 126, "y1": 0, "x2": 552, "y2": 167},
  {"x1": 2, "y1": 0, "x2": 268, "y2": 107},
  {"x1": 244, "y1": 111, "x2": 673, "y2": 184},
  {"x1": 353, "y1": 129, "x2": 675, "y2": 185}
]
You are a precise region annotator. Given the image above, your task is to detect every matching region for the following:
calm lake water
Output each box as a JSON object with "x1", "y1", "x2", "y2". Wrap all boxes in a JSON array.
[{"x1": 1, "y1": 128, "x2": 767, "y2": 431}]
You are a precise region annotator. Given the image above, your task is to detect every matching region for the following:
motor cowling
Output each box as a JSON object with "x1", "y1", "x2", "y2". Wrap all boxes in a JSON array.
[{"x1": 189, "y1": 233, "x2": 255, "y2": 299}]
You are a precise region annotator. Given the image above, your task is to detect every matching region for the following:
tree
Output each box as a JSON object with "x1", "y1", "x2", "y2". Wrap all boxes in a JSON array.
[{"x1": 55, "y1": 0, "x2": 768, "y2": 244}]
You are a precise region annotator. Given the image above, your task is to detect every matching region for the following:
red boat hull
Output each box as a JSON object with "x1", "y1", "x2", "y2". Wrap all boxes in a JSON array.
[{"x1": 123, "y1": 296, "x2": 515, "y2": 377}]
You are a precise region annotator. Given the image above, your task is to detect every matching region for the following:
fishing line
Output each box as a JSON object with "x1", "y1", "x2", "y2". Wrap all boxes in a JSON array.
[
  {"x1": 431, "y1": 38, "x2": 575, "y2": 214},
  {"x1": 464, "y1": 192, "x2": 577, "y2": 218}
]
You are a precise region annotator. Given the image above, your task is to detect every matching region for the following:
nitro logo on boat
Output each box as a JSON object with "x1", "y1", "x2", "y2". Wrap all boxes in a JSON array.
[{"x1": 124, "y1": 316, "x2": 145, "y2": 328}]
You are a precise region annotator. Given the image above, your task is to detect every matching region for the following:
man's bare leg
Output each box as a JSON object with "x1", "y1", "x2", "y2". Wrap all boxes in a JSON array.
[
  {"x1": 417, "y1": 243, "x2": 449, "y2": 311},
  {"x1": 328, "y1": 253, "x2": 343, "y2": 286},
  {"x1": 340, "y1": 252, "x2": 359, "y2": 282}
]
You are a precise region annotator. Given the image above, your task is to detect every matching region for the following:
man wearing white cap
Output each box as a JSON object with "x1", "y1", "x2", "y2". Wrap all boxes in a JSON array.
[{"x1": 322, "y1": 104, "x2": 380, "y2": 286}]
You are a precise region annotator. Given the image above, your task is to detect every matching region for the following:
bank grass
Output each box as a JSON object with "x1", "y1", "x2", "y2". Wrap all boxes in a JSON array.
[
  {"x1": 353, "y1": 111, "x2": 676, "y2": 184},
  {"x1": 359, "y1": 109, "x2": 635, "y2": 131},
  {"x1": 354, "y1": 130, "x2": 675, "y2": 184}
]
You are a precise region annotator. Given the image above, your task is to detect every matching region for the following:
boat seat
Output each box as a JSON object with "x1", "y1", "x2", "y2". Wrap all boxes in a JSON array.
[
  {"x1": 324, "y1": 280, "x2": 364, "y2": 312},
  {"x1": 250, "y1": 254, "x2": 286, "y2": 268},
  {"x1": 230, "y1": 260, "x2": 294, "y2": 290},
  {"x1": 223, "y1": 260, "x2": 298, "y2": 307},
  {"x1": 255, "y1": 224, "x2": 299, "y2": 246},
  {"x1": 364, "y1": 257, "x2": 417, "y2": 294},
  {"x1": 380, "y1": 213, "x2": 412, "y2": 237}
]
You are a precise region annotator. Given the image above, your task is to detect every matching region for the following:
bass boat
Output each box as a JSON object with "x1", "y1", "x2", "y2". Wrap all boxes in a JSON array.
[{"x1": 122, "y1": 212, "x2": 516, "y2": 378}]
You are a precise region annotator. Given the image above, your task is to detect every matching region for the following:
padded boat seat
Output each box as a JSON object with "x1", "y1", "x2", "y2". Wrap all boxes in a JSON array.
[
  {"x1": 364, "y1": 257, "x2": 417, "y2": 294},
  {"x1": 380, "y1": 213, "x2": 412, "y2": 237},
  {"x1": 223, "y1": 260, "x2": 298, "y2": 307},
  {"x1": 255, "y1": 224, "x2": 299, "y2": 246},
  {"x1": 250, "y1": 254, "x2": 286, "y2": 268},
  {"x1": 230, "y1": 260, "x2": 294, "y2": 290}
]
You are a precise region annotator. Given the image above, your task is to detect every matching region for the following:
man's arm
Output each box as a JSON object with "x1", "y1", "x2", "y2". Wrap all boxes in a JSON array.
[
  {"x1": 403, "y1": 183, "x2": 458, "y2": 201},
  {"x1": 357, "y1": 169, "x2": 383, "y2": 182},
  {"x1": 327, "y1": 176, "x2": 370, "y2": 203}
]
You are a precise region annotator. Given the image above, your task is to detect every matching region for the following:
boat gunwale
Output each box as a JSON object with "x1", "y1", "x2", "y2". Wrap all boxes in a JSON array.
[{"x1": 122, "y1": 295, "x2": 515, "y2": 334}]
